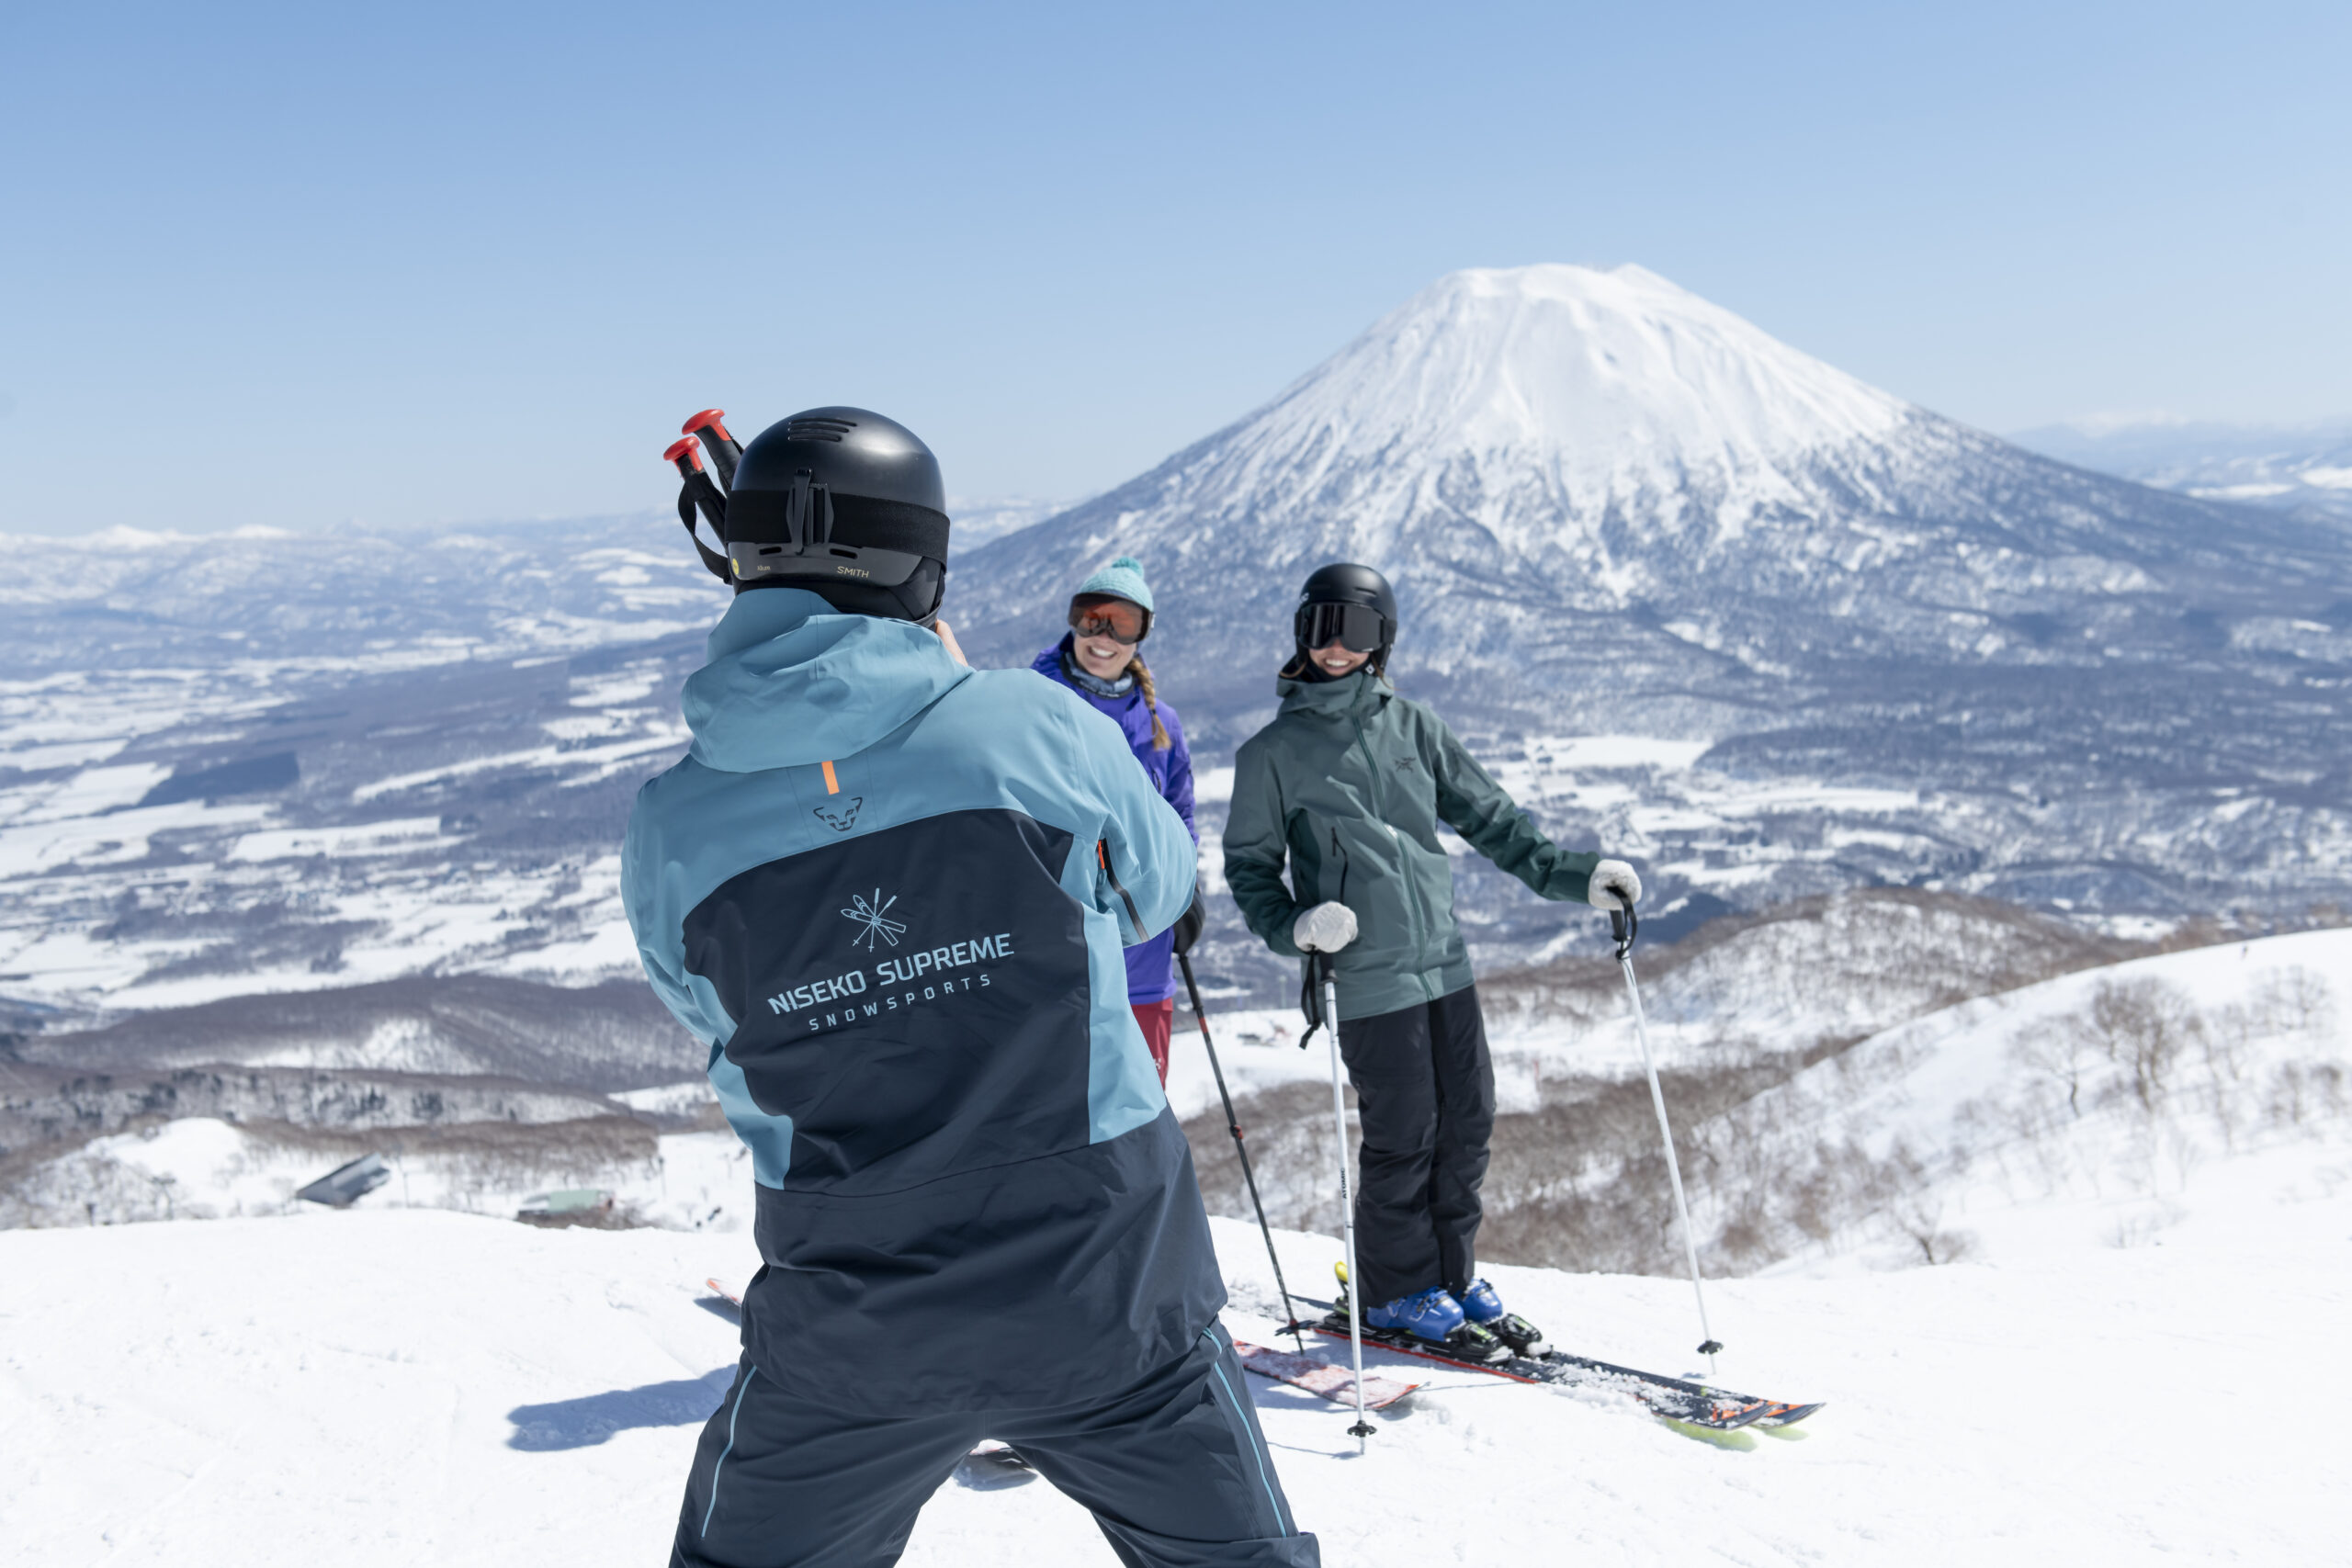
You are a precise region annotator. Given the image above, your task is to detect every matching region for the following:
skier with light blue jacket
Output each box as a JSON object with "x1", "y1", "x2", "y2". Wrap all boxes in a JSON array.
[{"x1": 623, "y1": 408, "x2": 1315, "y2": 1568}]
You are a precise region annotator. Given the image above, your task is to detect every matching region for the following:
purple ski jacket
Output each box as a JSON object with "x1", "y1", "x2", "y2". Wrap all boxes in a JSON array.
[{"x1": 1031, "y1": 636, "x2": 1196, "y2": 1005}]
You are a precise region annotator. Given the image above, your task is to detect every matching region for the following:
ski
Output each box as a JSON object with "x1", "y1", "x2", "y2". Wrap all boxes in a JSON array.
[
  {"x1": 1233, "y1": 1338, "x2": 1420, "y2": 1411},
  {"x1": 1748, "y1": 1398, "x2": 1826, "y2": 1429},
  {"x1": 1312, "y1": 1313, "x2": 1813, "y2": 1432}
]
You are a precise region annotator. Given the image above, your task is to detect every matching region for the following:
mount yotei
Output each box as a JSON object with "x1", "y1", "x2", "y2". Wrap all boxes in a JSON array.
[{"x1": 955, "y1": 264, "x2": 2352, "y2": 940}]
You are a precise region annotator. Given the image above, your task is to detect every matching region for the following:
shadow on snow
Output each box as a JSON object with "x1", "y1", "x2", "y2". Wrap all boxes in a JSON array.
[{"x1": 507, "y1": 1367, "x2": 734, "y2": 1450}]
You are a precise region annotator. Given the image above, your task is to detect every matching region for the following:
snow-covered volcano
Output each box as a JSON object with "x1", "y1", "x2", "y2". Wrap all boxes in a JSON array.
[
  {"x1": 951, "y1": 264, "x2": 2352, "y2": 921},
  {"x1": 955, "y1": 263, "x2": 2343, "y2": 702},
  {"x1": 1180, "y1": 263, "x2": 1912, "y2": 566}
]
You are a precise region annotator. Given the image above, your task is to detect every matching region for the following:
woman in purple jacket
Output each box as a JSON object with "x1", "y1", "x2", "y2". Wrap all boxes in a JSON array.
[{"x1": 1031, "y1": 555, "x2": 1196, "y2": 1083}]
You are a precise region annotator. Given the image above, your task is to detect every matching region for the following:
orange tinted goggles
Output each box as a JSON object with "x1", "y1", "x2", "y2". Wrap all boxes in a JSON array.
[{"x1": 1069, "y1": 594, "x2": 1149, "y2": 645}]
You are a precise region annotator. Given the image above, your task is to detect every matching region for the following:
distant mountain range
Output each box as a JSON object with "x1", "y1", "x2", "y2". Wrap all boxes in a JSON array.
[{"x1": 2008, "y1": 419, "x2": 2352, "y2": 525}]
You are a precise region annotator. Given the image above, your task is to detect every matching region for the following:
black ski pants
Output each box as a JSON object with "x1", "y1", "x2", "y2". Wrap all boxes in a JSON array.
[
  {"x1": 671, "y1": 1321, "x2": 1318, "y2": 1568},
  {"x1": 1338, "y1": 982, "x2": 1496, "y2": 1309}
]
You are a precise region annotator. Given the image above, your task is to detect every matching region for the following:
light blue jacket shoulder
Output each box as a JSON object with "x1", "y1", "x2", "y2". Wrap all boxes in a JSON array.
[{"x1": 621, "y1": 589, "x2": 1196, "y2": 1184}]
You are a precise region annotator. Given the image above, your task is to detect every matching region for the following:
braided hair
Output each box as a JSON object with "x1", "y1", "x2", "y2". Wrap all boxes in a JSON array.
[{"x1": 1126, "y1": 654, "x2": 1171, "y2": 750}]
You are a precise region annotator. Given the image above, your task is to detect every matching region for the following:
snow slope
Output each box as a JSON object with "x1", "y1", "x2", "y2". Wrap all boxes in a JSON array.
[
  {"x1": 1177, "y1": 926, "x2": 2352, "y2": 1284},
  {"x1": 3, "y1": 1183, "x2": 2346, "y2": 1565},
  {"x1": 1726, "y1": 926, "x2": 2352, "y2": 1272},
  {"x1": 6, "y1": 933, "x2": 2347, "y2": 1558}
]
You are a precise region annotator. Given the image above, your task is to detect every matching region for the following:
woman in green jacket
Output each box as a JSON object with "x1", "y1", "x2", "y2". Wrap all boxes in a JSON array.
[{"x1": 1223, "y1": 563, "x2": 1641, "y2": 1359}]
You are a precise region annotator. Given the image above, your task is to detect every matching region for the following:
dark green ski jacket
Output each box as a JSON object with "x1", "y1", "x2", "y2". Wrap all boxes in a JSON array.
[{"x1": 1223, "y1": 670, "x2": 1603, "y2": 1021}]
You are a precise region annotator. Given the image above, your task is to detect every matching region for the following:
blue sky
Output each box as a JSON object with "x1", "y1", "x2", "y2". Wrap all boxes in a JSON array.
[{"x1": 2, "y1": 1, "x2": 2346, "y2": 535}]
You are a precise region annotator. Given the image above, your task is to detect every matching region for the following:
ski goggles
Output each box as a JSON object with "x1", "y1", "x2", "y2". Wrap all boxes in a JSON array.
[
  {"x1": 1069, "y1": 593, "x2": 1150, "y2": 645},
  {"x1": 1295, "y1": 600, "x2": 1390, "y2": 654}
]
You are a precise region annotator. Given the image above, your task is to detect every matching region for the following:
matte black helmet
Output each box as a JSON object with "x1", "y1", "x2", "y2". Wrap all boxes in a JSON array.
[
  {"x1": 725, "y1": 407, "x2": 951, "y2": 623},
  {"x1": 1293, "y1": 561, "x2": 1397, "y2": 675}
]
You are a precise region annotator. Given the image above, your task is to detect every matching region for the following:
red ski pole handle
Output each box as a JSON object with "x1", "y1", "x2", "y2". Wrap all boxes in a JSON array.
[
  {"x1": 682, "y1": 409, "x2": 741, "y2": 490},
  {"x1": 663, "y1": 435, "x2": 729, "y2": 544}
]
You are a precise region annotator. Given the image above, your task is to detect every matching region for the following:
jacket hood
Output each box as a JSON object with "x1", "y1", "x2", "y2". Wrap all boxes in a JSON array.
[
  {"x1": 1275, "y1": 669, "x2": 1390, "y2": 721},
  {"x1": 683, "y1": 588, "x2": 971, "y2": 773}
]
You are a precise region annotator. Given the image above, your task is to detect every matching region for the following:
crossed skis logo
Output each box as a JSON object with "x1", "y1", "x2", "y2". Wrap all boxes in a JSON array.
[{"x1": 840, "y1": 888, "x2": 908, "y2": 951}]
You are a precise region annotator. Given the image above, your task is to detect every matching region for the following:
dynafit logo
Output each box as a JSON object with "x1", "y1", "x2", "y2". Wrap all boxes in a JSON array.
[
  {"x1": 812, "y1": 796, "x2": 865, "y2": 832},
  {"x1": 840, "y1": 888, "x2": 908, "y2": 952}
]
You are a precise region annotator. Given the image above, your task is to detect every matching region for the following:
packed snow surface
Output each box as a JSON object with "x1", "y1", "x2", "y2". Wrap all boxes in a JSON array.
[{"x1": 6, "y1": 1148, "x2": 2346, "y2": 1564}]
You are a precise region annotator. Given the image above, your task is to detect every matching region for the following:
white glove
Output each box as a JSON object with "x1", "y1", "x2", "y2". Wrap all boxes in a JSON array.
[
  {"x1": 1292, "y1": 901, "x2": 1358, "y2": 953},
  {"x1": 1587, "y1": 859, "x2": 1643, "y2": 911}
]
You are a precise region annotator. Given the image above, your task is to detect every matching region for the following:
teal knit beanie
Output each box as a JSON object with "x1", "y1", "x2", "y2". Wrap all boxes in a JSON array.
[{"x1": 1072, "y1": 555, "x2": 1154, "y2": 614}]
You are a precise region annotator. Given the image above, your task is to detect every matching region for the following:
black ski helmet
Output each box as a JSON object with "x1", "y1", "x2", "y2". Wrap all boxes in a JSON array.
[
  {"x1": 724, "y1": 407, "x2": 951, "y2": 624},
  {"x1": 1293, "y1": 561, "x2": 1397, "y2": 675}
]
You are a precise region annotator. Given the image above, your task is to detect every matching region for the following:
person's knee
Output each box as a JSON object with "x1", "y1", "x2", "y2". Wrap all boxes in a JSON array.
[
  {"x1": 1353, "y1": 1081, "x2": 1440, "y2": 1151},
  {"x1": 1355, "y1": 1111, "x2": 1439, "y2": 1163}
]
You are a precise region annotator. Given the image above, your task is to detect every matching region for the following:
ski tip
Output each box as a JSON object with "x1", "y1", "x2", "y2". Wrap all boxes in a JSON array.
[{"x1": 1755, "y1": 1402, "x2": 1826, "y2": 1430}]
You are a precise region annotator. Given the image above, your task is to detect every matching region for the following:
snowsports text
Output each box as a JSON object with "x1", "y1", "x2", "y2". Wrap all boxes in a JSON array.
[{"x1": 766, "y1": 932, "x2": 1017, "y2": 1021}]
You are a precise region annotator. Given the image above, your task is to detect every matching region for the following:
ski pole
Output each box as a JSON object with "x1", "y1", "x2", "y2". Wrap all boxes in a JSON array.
[
  {"x1": 664, "y1": 435, "x2": 729, "y2": 531},
  {"x1": 663, "y1": 437, "x2": 732, "y2": 581},
  {"x1": 1315, "y1": 951, "x2": 1375, "y2": 1450},
  {"x1": 1609, "y1": 897, "x2": 1724, "y2": 1378},
  {"x1": 1180, "y1": 953, "x2": 1306, "y2": 1348},
  {"x1": 681, "y1": 409, "x2": 742, "y2": 491}
]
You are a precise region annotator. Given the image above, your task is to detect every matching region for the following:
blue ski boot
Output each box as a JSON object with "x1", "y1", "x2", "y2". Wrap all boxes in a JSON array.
[
  {"x1": 1364, "y1": 1286, "x2": 1462, "y2": 1342},
  {"x1": 1363, "y1": 1286, "x2": 1509, "y2": 1362},
  {"x1": 1456, "y1": 1278, "x2": 1547, "y2": 1356}
]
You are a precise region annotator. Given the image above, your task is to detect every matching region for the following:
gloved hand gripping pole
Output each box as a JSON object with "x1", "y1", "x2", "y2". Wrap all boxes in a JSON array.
[
  {"x1": 1609, "y1": 897, "x2": 1724, "y2": 1378},
  {"x1": 1316, "y1": 951, "x2": 1375, "y2": 1450}
]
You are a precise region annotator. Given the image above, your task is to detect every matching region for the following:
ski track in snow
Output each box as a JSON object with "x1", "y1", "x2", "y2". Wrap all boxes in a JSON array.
[{"x1": 4, "y1": 1164, "x2": 2347, "y2": 1566}]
